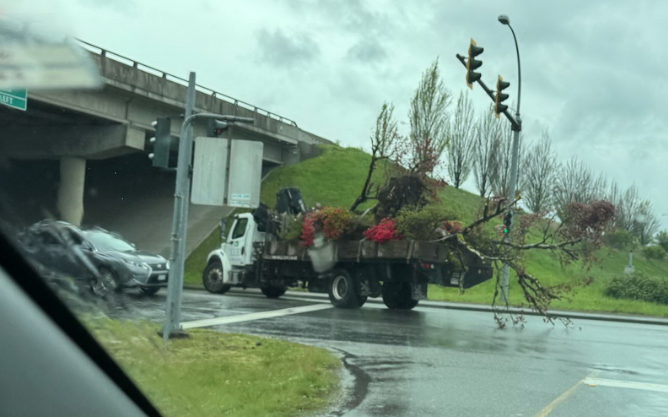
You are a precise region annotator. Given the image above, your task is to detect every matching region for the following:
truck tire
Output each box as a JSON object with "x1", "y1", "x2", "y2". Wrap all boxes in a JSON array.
[
  {"x1": 382, "y1": 282, "x2": 418, "y2": 310},
  {"x1": 202, "y1": 260, "x2": 231, "y2": 294},
  {"x1": 328, "y1": 269, "x2": 361, "y2": 309},
  {"x1": 261, "y1": 285, "x2": 287, "y2": 299}
]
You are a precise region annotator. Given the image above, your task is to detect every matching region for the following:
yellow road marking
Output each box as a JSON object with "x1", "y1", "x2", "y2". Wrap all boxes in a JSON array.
[{"x1": 533, "y1": 371, "x2": 598, "y2": 417}]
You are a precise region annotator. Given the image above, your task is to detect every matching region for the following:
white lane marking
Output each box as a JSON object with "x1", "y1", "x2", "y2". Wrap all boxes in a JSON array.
[
  {"x1": 181, "y1": 303, "x2": 333, "y2": 329},
  {"x1": 583, "y1": 377, "x2": 668, "y2": 393}
]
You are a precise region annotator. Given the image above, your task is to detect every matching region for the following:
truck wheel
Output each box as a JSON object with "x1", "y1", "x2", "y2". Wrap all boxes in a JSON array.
[
  {"x1": 382, "y1": 282, "x2": 418, "y2": 310},
  {"x1": 202, "y1": 260, "x2": 231, "y2": 294},
  {"x1": 261, "y1": 285, "x2": 287, "y2": 299},
  {"x1": 328, "y1": 269, "x2": 361, "y2": 309}
]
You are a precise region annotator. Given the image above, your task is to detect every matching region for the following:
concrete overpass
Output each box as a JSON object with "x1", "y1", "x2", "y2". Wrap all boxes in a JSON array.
[{"x1": 0, "y1": 41, "x2": 331, "y2": 256}]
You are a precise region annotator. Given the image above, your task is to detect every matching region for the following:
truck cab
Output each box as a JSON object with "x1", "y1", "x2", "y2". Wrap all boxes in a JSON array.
[{"x1": 203, "y1": 213, "x2": 282, "y2": 296}]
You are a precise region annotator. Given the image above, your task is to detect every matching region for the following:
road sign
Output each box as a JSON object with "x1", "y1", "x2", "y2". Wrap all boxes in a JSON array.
[
  {"x1": 227, "y1": 140, "x2": 263, "y2": 208},
  {"x1": 191, "y1": 137, "x2": 229, "y2": 206},
  {"x1": 0, "y1": 88, "x2": 27, "y2": 111},
  {"x1": 191, "y1": 137, "x2": 263, "y2": 208}
]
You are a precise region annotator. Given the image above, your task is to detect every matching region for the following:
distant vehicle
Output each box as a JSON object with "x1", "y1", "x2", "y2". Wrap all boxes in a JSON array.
[{"x1": 18, "y1": 220, "x2": 169, "y2": 296}]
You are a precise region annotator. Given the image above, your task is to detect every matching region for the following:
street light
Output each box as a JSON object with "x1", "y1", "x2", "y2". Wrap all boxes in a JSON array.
[
  {"x1": 498, "y1": 14, "x2": 523, "y2": 304},
  {"x1": 498, "y1": 15, "x2": 521, "y2": 115}
]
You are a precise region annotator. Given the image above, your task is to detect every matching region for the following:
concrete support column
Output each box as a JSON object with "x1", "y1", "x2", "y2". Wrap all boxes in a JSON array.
[{"x1": 57, "y1": 156, "x2": 86, "y2": 226}]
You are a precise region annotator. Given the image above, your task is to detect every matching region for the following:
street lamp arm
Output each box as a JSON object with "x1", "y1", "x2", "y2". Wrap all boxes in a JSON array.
[{"x1": 507, "y1": 24, "x2": 521, "y2": 116}]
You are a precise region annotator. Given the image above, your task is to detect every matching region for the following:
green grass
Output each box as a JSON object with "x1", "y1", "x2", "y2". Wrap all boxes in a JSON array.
[
  {"x1": 184, "y1": 226, "x2": 222, "y2": 285},
  {"x1": 260, "y1": 145, "x2": 382, "y2": 211},
  {"x1": 185, "y1": 144, "x2": 668, "y2": 316},
  {"x1": 85, "y1": 318, "x2": 340, "y2": 417}
]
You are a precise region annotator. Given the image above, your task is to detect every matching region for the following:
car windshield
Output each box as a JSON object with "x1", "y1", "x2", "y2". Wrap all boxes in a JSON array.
[
  {"x1": 84, "y1": 231, "x2": 135, "y2": 252},
  {"x1": 2, "y1": 1, "x2": 668, "y2": 417}
]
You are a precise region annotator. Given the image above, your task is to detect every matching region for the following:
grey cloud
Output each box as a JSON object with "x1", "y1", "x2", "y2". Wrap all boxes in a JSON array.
[
  {"x1": 346, "y1": 37, "x2": 387, "y2": 64},
  {"x1": 256, "y1": 29, "x2": 320, "y2": 69},
  {"x1": 284, "y1": 0, "x2": 396, "y2": 36}
]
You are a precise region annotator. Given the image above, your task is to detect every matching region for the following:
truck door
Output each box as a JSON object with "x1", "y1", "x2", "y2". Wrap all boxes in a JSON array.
[{"x1": 225, "y1": 216, "x2": 255, "y2": 267}]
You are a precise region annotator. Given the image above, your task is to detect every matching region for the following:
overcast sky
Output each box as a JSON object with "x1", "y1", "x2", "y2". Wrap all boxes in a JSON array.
[{"x1": 8, "y1": 0, "x2": 668, "y2": 231}]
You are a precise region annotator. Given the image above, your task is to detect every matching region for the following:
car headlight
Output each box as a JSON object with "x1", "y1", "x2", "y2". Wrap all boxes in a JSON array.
[
  {"x1": 122, "y1": 259, "x2": 150, "y2": 269},
  {"x1": 165, "y1": 260, "x2": 170, "y2": 270}
]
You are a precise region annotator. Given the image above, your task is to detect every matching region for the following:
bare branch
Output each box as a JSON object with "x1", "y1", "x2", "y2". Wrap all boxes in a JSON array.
[
  {"x1": 495, "y1": 239, "x2": 582, "y2": 251},
  {"x1": 351, "y1": 102, "x2": 398, "y2": 212}
]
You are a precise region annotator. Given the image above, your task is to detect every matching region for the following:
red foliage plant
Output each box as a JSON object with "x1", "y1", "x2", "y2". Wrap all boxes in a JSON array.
[
  {"x1": 363, "y1": 218, "x2": 402, "y2": 243},
  {"x1": 560, "y1": 200, "x2": 615, "y2": 242},
  {"x1": 300, "y1": 207, "x2": 355, "y2": 246}
]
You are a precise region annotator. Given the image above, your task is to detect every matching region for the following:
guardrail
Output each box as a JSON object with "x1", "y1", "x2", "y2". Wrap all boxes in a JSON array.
[{"x1": 77, "y1": 39, "x2": 298, "y2": 127}]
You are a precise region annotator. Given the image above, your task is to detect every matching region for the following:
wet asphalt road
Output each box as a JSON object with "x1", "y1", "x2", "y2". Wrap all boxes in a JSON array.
[{"x1": 116, "y1": 289, "x2": 668, "y2": 417}]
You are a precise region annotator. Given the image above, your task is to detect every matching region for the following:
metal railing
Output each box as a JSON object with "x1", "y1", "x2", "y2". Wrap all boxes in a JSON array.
[{"x1": 76, "y1": 39, "x2": 298, "y2": 127}]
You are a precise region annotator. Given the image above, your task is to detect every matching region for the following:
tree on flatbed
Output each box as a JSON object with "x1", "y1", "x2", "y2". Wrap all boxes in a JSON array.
[{"x1": 347, "y1": 59, "x2": 616, "y2": 323}]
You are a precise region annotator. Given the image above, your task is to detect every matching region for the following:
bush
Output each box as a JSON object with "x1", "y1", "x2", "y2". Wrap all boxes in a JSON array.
[
  {"x1": 394, "y1": 205, "x2": 455, "y2": 241},
  {"x1": 603, "y1": 229, "x2": 637, "y2": 251},
  {"x1": 643, "y1": 245, "x2": 667, "y2": 260},
  {"x1": 605, "y1": 273, "x2": 668, "y2": 305},
  {"x1": 656, "y1": 230, "x2": 668, "y2": 252},
  {"x1": 278, "y1": 214, "x2": 304, "y2": 241}
]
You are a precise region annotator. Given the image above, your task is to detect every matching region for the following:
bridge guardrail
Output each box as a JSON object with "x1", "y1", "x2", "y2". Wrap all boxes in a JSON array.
[{"x1": 77, "y1": 39, "x2": 299, "y2": 127}]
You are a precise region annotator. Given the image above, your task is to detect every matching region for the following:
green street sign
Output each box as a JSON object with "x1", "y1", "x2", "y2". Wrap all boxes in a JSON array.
[{"x1": 0, "y1": 89, "x2": 27, "y2": 111}]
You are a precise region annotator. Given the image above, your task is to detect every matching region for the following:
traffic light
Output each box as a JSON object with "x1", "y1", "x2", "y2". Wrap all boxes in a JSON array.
[
  {"x1": 207, "y1": 119, "x2": 228, "y2": 137},
  {"x1": 495, "y1": 75, "x2": 510, "y2": 118},
  {"x1": 503, "y1": 212, "x2": 512, "y2": 234},
  {"x1": 149, "y1": 117, "x2": 171, "y2": 169},
  {"x1": 466, "y1": 39, "x2": 484, "y2": 89}
]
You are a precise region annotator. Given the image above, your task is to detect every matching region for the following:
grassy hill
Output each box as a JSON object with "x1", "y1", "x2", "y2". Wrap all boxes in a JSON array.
[{"x1": 185, "y1": 145, "x2": 668, "y2": 316}]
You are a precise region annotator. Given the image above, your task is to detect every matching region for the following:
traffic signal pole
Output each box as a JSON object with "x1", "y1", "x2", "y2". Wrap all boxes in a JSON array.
[
  {"x1": 161, "y1": 72, "x2": 255, "y2": 339},
  {"x1": 163, "y1": 72, "x2": 197, "y2": 340},
  {"x1": 160, "y1": 71, "x2": 254, "y2": 339},
  {"x1": 499, "y1": 18, "x2": 522, "y2": 304},
  {"x1": 456, "y1": 50, "x2": 522, "y2": 304},
  {"x1": 499, "y1": 123, "x2": 521, "y2": 302}
]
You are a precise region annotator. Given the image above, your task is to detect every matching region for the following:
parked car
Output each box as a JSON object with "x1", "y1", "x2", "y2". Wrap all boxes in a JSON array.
[{"x1": 18, "y1": 220, "x2": 169, "y2": 296}]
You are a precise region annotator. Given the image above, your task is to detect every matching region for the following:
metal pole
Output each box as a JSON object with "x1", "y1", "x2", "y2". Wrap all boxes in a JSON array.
[
  {"x1": 508, "y1": 25, "x2": 521, "y2": 115},
  {"x1": 499, "y1": 21, "x2": 522, "y2": 304},
  {"x1": 500, "y1": 123, "x2": 521, "y2": 302},
  {"x1": 163, "y1": 72, "x2": 197, "y2": 340}
]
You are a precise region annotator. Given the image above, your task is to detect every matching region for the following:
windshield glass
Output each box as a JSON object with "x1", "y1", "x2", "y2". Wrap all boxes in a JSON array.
[
  {"x1": 2, "y1": 1, "x2": 668, "y2": 417},
  {"x1": 84, "y1": 231, "x2": 135, "y2": 252}
]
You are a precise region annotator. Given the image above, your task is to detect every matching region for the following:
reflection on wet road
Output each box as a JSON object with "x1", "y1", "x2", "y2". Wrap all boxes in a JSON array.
[{"x1": 116, "y1": 289, "x2": 668, "y2": 417}]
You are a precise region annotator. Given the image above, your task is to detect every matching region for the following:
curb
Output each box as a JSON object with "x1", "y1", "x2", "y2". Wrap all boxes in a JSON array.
[{"x1": 182, "y1": 285, "x2": 668, "y2": 327}]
